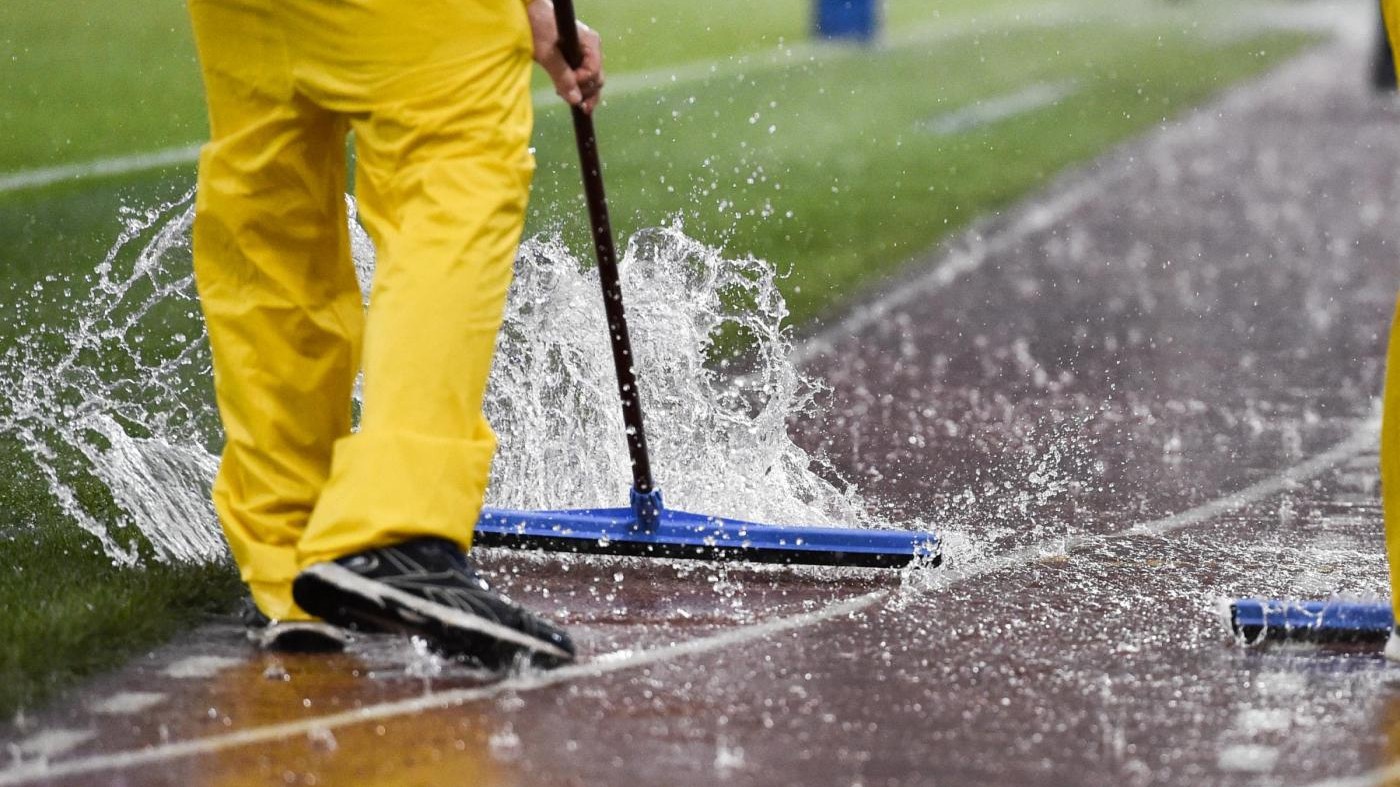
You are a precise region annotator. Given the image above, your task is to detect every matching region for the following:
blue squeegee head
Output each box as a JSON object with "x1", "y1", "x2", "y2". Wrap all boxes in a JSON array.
[
  {"x1": 473, "y1": 504, "x2": 941, "y2": 568},
  {"x1": 1229, "y1": 599, "x2": 1393, "y2": 644}
]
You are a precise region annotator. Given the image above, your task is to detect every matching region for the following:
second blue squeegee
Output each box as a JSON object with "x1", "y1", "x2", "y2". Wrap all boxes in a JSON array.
[{"x1": 1228, "y1": 599, "x2": 1393, "y2": 644}]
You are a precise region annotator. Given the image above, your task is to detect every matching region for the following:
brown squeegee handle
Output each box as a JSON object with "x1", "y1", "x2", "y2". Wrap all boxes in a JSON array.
[
  {"x1": 551, "y1": 0, "x2": 586, "y2": 70},
  {"x1": 552, "y1": 0, "x2": 657, "y2": 497}
]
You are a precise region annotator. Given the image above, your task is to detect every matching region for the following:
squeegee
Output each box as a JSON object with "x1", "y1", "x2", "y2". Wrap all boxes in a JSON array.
[
  {"x1": 472, "y1": 0, "x2": 940, "y2": 568},
  {"x1": 1227, "y1": 599, "x2": 1393, "y2": 645}
]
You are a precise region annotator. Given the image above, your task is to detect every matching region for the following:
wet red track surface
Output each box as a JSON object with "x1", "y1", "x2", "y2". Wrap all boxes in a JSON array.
[{"x1": 6, "y1": 20, "x2": 1400, "y2": 787}]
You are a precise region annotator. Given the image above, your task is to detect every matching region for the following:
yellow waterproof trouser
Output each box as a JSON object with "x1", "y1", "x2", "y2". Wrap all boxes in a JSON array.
[
  {"x1": 189, "y1": 0, "x2": 534, "y2": 620},
  {"x1": 1384, "y1": 1, "x2": 1400, "y2": 612}
]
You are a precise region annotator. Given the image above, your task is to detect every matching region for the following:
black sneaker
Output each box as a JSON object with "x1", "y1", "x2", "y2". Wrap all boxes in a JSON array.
[
  {"x1": 291, "y1": 537, "x2": 575, "y2": 670},
  {"x1": 239, "y1": 598, "x2": 350, "y2": 653}
]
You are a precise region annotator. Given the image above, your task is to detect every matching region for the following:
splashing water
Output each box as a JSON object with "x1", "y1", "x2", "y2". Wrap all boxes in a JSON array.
[
  {"x1": 0, "y1": 191, "x2": 881, "y2": 566},
  {"x1": 1, "y1": 190, "x2": 217, "y2": 564},
  {"x1": 486, "y1": 226, "x2": 868, "y2": 525}
]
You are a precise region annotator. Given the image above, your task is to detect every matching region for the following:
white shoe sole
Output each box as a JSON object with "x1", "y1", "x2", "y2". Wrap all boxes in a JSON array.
[{"x1": 248, "y1": 620, "x2": 349, "y2": 653}]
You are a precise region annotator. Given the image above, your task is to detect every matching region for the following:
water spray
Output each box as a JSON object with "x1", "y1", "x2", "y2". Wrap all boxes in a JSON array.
[{"x1": 469, "y1": 0, "x2": 941, "y2": 568}]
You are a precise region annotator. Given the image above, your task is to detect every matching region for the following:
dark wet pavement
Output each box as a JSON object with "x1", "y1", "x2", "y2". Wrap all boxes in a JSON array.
[{"x1": 6, "y1": 14, "x2": 1400, "y2": 787}]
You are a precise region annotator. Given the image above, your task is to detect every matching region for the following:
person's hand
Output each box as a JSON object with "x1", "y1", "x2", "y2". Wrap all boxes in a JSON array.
[{"x1": 527, "y1": 0, "x2": 604, "y2": 114}]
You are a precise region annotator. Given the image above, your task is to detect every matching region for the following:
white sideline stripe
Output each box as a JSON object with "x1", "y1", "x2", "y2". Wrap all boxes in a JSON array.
[
  {"x1": 0, "y1": 412, "x2": 1377, "y2": 786},
  {"x1": 527, "y1": 3, "x2": 1080, "y2": 106},
  {"x1": 0, "y1": 4, "x2": 1084, "y2": 197},
  {"x1": 917, "y1": 80, "x2": 1080, "y2": 136},
  {"x1": 0, "y1": 144, "x2": 203, "y2": 195}
]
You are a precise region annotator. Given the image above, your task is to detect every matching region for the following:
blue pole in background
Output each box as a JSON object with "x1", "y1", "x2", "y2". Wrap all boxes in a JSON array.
[{"x1": 815, "y1": 0, "x2": 879, "y2": 42}]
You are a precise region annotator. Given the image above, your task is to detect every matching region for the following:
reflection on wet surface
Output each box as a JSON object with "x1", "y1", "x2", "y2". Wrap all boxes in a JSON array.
[
  {"x1": 7, "y1": 16, "x2": 1400, "y2": 787},
  {"x1": 135, "y1": 648, "x2": 511, "y2": 787}
]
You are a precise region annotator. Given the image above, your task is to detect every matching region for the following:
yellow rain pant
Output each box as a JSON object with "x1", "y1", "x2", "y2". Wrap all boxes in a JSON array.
[
  {"x1": 1384, "y1": 0, "x2": 1400, "y2": 613},
  {"x1": 188, "y1": 0, "x2": 534, "y2": 620}
]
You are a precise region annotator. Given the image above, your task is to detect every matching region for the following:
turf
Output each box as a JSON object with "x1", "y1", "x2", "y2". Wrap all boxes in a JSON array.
[
  {"x1": 0, "y1": 0, "x2": 1317, "y2": 720},
  {"x1": 0, "y1": 0, "x2": 1025, "y2": 172},
  {"x1": 0, "y1": 529, "x2": 241, "y2": 718},
  {"x1": 0, "y1": 0, "x2": 205, "y2": 171}
]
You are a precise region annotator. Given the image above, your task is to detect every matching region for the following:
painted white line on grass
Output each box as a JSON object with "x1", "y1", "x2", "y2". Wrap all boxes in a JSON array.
[
  {"x1": 1, "y1": 0, "x2": 1338, "y2": 199},
  {"x1": 0, "y1": 411, "x2": 1376, "y2": 786},
  {"x1": 528, "y1": 3, "x2": 1081, "y2": 106},
  {"x1": 0, "y1": 4, "x2": 1086, "y2": 197},
  {"x1": 0, "y1": 144, "x2": 202, "y2": 196},
  {"x1": 917, "y1": 80, "x2": 1079, "y2": 136}
]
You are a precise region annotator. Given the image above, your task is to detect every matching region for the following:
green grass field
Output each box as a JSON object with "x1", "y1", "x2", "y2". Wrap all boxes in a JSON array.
[{"x1": 0, "y1": 0, "x2": 1315, "y2": 716}]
